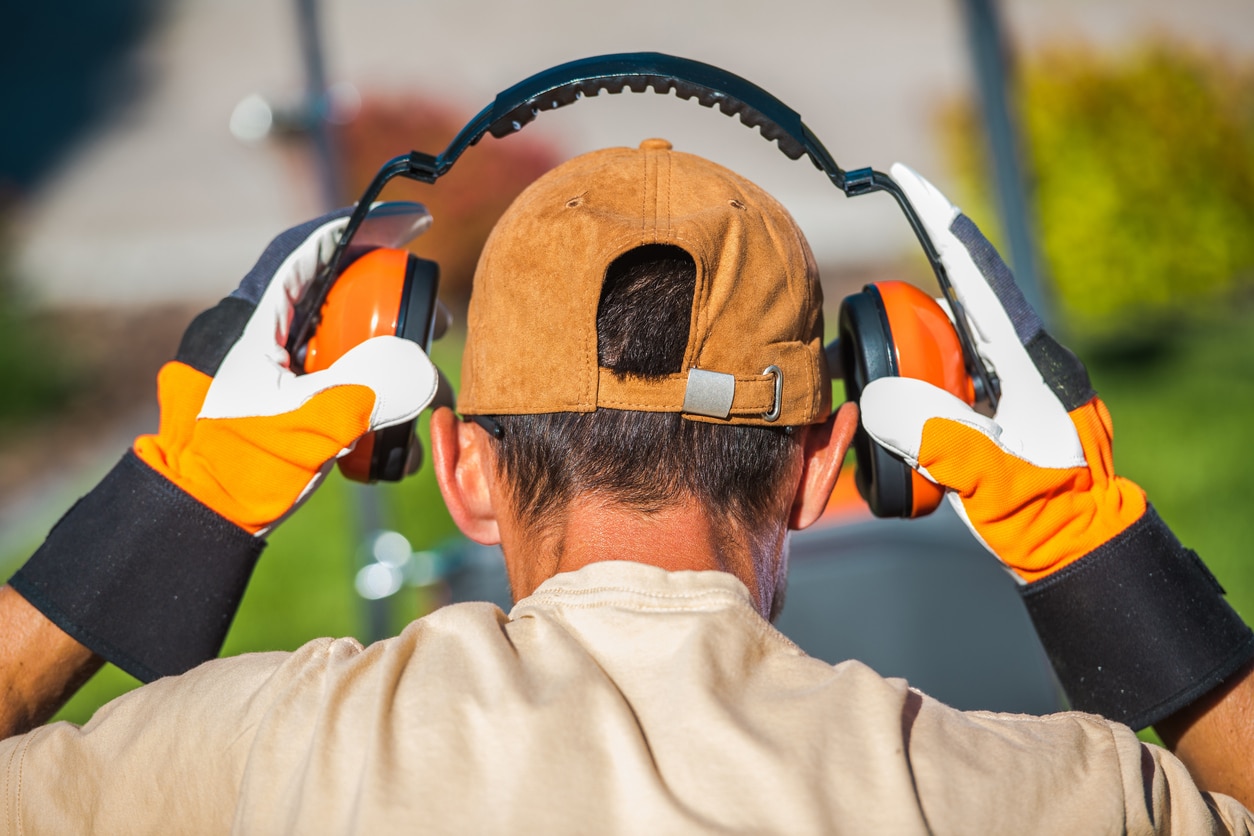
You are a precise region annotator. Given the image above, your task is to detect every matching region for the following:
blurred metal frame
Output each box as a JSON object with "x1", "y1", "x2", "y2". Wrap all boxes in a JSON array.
[{"x1": 960, "y1": 0, "x2": 1052, "y2": 326}]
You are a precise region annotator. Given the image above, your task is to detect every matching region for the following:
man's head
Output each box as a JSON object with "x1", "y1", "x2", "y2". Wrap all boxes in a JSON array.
[{"x1": 430, "y1": 140, "x2": 857, "y2": 618}]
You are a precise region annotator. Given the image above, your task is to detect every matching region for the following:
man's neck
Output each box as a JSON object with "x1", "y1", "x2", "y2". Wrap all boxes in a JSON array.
[
  {"x1": 557, "y1": 498, "x2": 737, "y2": 575},
  {"x1": 501, "y1": 496, "x2": 781, "y2": 617}
]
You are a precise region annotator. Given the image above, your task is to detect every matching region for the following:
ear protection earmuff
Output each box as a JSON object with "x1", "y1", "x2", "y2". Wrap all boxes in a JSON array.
[
  {"x1": 289, "y1": 52, "x2": 1002, "y2": 508},
  {"x1": 837, "y1": 281, "x2": 976, "y2": 517},
  {"x1": 303, "y1": 246, "x2": 440, "y2": 483}
]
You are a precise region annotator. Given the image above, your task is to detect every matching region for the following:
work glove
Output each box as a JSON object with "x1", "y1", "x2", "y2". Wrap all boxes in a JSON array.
[
  {"x1": 859, "y1": 164, "x2": 1253, "y2": 729},
  {"x1": 10, "y1": 209, "x2": 438, "y2": 682},
  {"x1": 133, "y1": 210, "x2": 435, "y2": 533}
]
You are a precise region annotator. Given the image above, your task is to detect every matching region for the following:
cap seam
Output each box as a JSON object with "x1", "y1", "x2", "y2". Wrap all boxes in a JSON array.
[
  {"x1": 796, "y1": 215, "x2": 821, "y2": 421},
  {"x1": 680, "y1": 229, "x2": 710, "y2": 372},
  {"x1": 600, "y1": 370, "x2": 775, "y2": 385},
  {"x1": 580, "y1": 302, "x2": 594, "y2": 410},
  {"x1": 665, "y1": 150, "x2": 673, "y2": 239},
  {"x1": 641, "y1": 147, "x2": 650, "y2": 244}
]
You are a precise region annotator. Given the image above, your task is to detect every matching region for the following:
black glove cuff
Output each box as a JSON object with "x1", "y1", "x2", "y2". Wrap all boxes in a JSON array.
[
  {"x1": 1022, "y1": 506, "x2": 1254, "y2": 730},
  {"x1": 8, "y1": 451, "x2": 265, "y2": 683}
]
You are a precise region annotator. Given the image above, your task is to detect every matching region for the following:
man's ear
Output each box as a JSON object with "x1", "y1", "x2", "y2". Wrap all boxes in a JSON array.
[
  {"x1": 789, "y1": 401, "x2": 860, "y2": 531},
  {"x1": 429, "y1": 407, "x2": 501, "y2": 545}
]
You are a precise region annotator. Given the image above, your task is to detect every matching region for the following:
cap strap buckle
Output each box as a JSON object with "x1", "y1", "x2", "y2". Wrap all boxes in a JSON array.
[{"x1": 762, "y1": 365, "x2": 783, "y2": 422}]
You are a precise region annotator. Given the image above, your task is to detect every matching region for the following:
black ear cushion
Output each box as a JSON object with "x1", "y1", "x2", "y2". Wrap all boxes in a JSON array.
[
  {"x1": 837, "y1": 286, "x2": 915, "y2": 519},
  {"x1": 372, "y1": 420, "x2": 418, "y2": 482},
  {"x1": 396, "y1": 256, "x2": 440, "y2": 345},
  {"x1": 368, "y1": 254, "x2": 441, "y2": 483}
]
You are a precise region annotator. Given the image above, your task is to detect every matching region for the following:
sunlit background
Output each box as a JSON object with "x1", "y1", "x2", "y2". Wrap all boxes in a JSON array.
[{"x1": 1, "y1": 0, "x2": 1252, "y2": 723}]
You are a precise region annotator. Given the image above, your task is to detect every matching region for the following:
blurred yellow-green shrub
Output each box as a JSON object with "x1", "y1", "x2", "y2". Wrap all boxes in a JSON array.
[
  {"x1": 942, "y1": 41, "x2": 1254, "y2": 341},
  {"x1": 0, "y1": 223, "x2": 76, "y2": 438}
]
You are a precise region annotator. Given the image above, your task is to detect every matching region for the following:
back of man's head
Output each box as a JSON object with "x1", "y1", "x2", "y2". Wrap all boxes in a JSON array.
[{"x1": 458, "y1": 139, "x2": 831, "y2": 557}]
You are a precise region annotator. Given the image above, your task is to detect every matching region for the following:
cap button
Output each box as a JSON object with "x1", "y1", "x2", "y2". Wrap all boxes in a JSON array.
[{"x1": 639, "y1": 138, "x2": 673, "y2": 151}]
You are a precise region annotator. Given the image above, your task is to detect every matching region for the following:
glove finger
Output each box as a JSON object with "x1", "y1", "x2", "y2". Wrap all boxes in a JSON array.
[
  {"x1": 890, "y1": 164, "x2": 1038, "y2": 394},
  {"x1": 133, "y1": 362, "x2": 215, "y2": 469},
  {"x1": 237, "y1": 213, "x2": 357, "y2": 366},
  {"x1": 186, "y1": 387, "x2": 378, "y2": 533},
  {"x1": 289, "y1": 335, "x2": 439, "y2": 431},
  {"x1": 202, "y1": 333, "x2": 436, "y2": 431},
  {"x1": 889, "y1": 164, "x2": 1039, "y2": 358},
  {"x1": 863, "y1": 376, "x2": 1087, "y2": 514},
  {"x1": 231, "y1": 208, "x2": 355, "y2": 307},
  {"x1": 860, "y1": 377, "x2": 999, "y2": 479},
  {"x1": 890, "y1": 164, "x2": 1098, "y2": 408},
  {"x1": 890, "y1": 163, "x2": 1087, "y2": 462}
]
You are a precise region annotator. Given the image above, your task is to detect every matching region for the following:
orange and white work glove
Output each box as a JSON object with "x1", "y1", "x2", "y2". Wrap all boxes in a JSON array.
[
  {"x1": 133, "y1": 210, "x2": 435, "y2": 534},
  {"x1": 10, "y1": 209, "x2": 437, "y2": 682},
  {"x1": 860, "y1": 164, "x2": 1253, "y2": 729}
]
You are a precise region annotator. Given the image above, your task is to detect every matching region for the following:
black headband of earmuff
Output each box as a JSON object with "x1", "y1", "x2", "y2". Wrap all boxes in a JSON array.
[{"x1": 287, "y1": 51, "x2": 998, "y2": 409}]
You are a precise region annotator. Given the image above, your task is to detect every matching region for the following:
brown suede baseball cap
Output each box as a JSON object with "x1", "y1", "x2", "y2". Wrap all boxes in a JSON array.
[{"x1": 459, "y1": 138, "x2": 830, "y2": 426}]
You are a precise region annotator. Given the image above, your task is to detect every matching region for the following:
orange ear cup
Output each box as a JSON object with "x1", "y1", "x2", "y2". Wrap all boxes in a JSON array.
[
  {"x1": 838, "y1": 281, "x2": 976, "y2": 518},
  {"x1": 303, "y1": 247, "x2": 410, "y2": 483},
  {"x1": 875, "y1": 281, "x2": 976, "y2": 517}
]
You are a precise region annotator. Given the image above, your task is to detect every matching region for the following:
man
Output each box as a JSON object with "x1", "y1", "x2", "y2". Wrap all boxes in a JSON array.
[{"x1": 1, "y1": 139, "x2": 1251, "y2": 832}]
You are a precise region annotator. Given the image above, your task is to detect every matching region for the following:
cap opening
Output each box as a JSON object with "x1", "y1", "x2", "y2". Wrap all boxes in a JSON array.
[{"x1": 596, "y1": 244, "x2": 696, "y2": 378}]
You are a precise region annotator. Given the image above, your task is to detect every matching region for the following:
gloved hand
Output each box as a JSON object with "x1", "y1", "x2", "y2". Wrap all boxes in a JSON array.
[
  {"x1": 859, "y1": 164, "x2": 1253, "y2": 729},
  {"x1": 10, "y1": 209, "x2": 438, "y2": 682},
  {"x1": 860, "y1": 166, "x2": 1145, "y2": 583},
  {"x1": 133, "y1": 210, "x2": 436, "y2": 534}
]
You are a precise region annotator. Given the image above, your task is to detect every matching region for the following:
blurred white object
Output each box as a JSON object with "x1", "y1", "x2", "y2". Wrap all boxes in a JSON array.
[{"x1": 229, "y1": 94, "x2": 274, "y2": 143}]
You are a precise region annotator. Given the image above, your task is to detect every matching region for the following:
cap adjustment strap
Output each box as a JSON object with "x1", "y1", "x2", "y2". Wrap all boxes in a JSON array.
[{"x1": 596, "y1": 367, "x2": 779, "y2": 420}]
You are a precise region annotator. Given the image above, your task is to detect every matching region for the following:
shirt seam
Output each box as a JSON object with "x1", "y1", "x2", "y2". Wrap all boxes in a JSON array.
[
  {"x1": 518, "y1": 586, "x2": 805, "y2": 655},
  {"x1": 525, "y1": 583, "x2": 749, "y2": 604},
  {"x1": 524, "y1": 598, "x2": 746, "y2": 615},
  {"x1": 1102, "y1": 714, "x2": 1135, "y2": 832},
  {"x1": 5, "y1": 726, "x2": 41, "y2": 836}
]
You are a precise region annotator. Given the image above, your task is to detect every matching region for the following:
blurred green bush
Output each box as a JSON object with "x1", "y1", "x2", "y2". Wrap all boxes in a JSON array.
[
  {"x1": 0, "y1": 226, "x2": 76, "y2": 439},
  {"x1": 942, "y1": 41, "x2": 1254, "y2": 342}
]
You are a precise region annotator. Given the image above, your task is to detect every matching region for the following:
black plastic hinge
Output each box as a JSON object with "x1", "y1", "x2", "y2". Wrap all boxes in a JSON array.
[
  {"x1": 844, "y1": 167, "x2": 876, "y2": 196},
  {"x1": 406, "y1": 151, "x2": 441, "y2": 182}
]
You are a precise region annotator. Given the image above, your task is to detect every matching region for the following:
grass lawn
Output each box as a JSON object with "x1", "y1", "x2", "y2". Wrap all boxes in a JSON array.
[{"x1": 12, "y1": 310, "x2": 1254, "y2": 726}]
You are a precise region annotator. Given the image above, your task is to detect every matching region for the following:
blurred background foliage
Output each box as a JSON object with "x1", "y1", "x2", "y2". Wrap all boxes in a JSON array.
[
  {"x1": 941, "y1": 39, "x2": 1254, "y2": 345},
  {"x1": 0, "y1": 0, "x2": 162, "y2": 438},
  {"x1": 333, "y1": 94, "x2": 560, "y2": 306},
  {"x1": 0, "y1": 231, "x2": 78, "y2": 439}
]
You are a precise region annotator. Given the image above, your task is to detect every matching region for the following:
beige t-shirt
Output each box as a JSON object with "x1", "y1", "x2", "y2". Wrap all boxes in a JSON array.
[{"x1": 2, "y1": 560, "x2": 1250, "y2": 834}]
